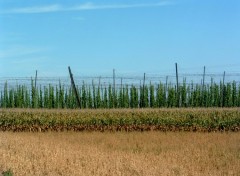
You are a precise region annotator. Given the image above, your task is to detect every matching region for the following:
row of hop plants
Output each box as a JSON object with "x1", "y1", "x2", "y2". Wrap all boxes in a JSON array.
[{"x1": 1, "y1": 79, "x2": 240, "y2": 108}]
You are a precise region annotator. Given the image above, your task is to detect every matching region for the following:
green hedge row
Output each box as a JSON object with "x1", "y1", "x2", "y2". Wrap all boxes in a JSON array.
[{"x1": 0, "y1": 109, "x2": 239, "y2": 132}]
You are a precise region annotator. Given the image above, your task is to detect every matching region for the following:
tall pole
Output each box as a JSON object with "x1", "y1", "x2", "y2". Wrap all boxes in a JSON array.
[
  {"x1": 203, "y1": 66, "x2": 206, "y2": 89},
  {"x1": 143, "y1": 73, "x2": 146, "y2": 107},
  {"x1": 222, "y1": 71, "x2": 226, "y2": 107},
  {"x1": 113, "y1": 69, "x2": 116, "y2": 108},
  {"x1": 121, "y1": 78, "x2": 123, "y2": 91},
  {"x1": 175, "y1": 63, "x2": 179, "y2": 107},
  {"x1": 223, "y1": 71, "x2": 225, "y2": 85},
  {"x1": 99, "y1": 76, "x2": 103, "y2": 100},
  {"x1": 98, "y1": 76, "x2": 101, "y2": 88},
  {"x1": 202, "y1": 66, "x2": 206, "y2": 107},
  {"x1": 165, "y1": 76, "x2": 168, "y2": 107},
  {"x1": 121, "y1": 77, "x2": 123, "y2": 107},
  {"x1": 165, "y1": 76, "x2": 168, "y2": 90},
  {"x1": 35, "y1": 70, "x2": 38, "y2": 88},
  {"x1": 113, "y1": 69, "x2": 116, "y2": 93},
  {"x1": 68, "y1": 66, "x2": 81, "y2": 108}
]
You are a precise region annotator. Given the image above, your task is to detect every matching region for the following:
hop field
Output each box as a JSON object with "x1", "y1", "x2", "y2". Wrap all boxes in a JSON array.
[
  {"x1": 1, "y1": 79, "x2": 240, "y2": 109},
  {"x1": 0, "y1": 108, "x2": 239, "y2": 132}
]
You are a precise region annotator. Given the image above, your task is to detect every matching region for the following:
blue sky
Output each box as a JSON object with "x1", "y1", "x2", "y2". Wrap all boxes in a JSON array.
[{"x1": 0, "y1": 0, "x2": 240, "y2": 77}]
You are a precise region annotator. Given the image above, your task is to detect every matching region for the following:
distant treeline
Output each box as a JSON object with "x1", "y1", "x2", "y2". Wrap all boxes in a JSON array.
[{"x1": 1, "y1": 79, "x2": 240, "y2": 108}]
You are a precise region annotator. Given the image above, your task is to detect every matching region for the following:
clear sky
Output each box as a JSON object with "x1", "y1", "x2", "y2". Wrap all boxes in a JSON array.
[{"x1": 0, "y1": 0, "x2": 240, "y2": 77}]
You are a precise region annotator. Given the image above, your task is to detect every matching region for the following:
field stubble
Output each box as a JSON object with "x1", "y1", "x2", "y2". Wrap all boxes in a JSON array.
[{"x1": 0, "y1": 132, "x2": 239, "y2": 176}]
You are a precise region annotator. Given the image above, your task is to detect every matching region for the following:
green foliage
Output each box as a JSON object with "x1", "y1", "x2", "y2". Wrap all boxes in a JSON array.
[
  {"x1": 2, "y1": 169, "x2": 13, "y2": 176},
  {"x1": 108, "y1": 85, "x2": 113, "y2": 108},
  {"x1": 123, "y1": 85, "x2": 129, "y2": 108},
  {"x1": 81, "y1": 83, "x2": 87, "y2": 109},
  {"x1": 0, "y1": 109, "x2": 239, "y2": 132},
  {"x1": 130, "y1": 85, "x2": 138, "y2": 108},
  {"x1": 149, "y1": 83, "x2": 155, "y2": 108},
  {"x1": 167, "y1": 85, "x2": 175, "y2": 107},
  {"x1": 3, "y1": 81, "x2": 8, "y2": 108},
  {"x1": 0, "y1": 79, "x2": 240, "y2": 109},
  {"x1": 156, "y1": 83, "x2": 166, "y2": 107}
]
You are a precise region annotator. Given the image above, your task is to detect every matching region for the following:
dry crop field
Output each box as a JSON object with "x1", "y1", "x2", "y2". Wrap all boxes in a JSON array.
[
  {"x1": 0, "y1": 108, "x2": 240, "y2": 175},
  {"x1": 0, "y1": 132, "x2": 240, "y2": 176}
]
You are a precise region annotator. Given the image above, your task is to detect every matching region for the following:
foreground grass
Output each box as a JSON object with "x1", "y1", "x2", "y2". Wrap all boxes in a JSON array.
[
  {"x1": 0, "y1": 132, "x2": 239, "y2": 175},
  {"x1": 0, "y1": 108, "x2": 240, "y2": 132}
]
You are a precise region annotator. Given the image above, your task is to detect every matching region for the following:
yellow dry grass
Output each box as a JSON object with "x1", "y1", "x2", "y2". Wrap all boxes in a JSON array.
[{"x1": 0, "y1": 132, "x2": 239, "y2": 176}]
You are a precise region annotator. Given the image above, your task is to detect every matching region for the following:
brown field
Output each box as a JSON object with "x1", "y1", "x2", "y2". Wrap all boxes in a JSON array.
[{"x1": 0, "y1": 132, "x2": 240, "y2": 176}]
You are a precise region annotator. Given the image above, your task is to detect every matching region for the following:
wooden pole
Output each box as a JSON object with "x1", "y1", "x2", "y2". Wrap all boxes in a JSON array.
[
  {"x1": 175, "y1": 63, "x2": 179, "y2": 107},
  {"x1": 121, "y1": 77, "x2": 123, "y2": 107},
  {"x1": 68, "y1": 66, "x2": 81, "y2": 108},
  {"x1": 99, "y1": 76, "x2": 103, "y2": 99},
  {"x1": 223, "y1": 71, "x2": 225, "y2": 85},
  {"x1": 98, "y1": 76, "x2": 101, "y2": 88},
  {"x1": 113, "y1": 69, "x2": 116, "y2": 93},
  {"x1": 165, "y1": 76, "x2": 168, "y2": 107},
  {"x1": 143, "y1": 73, "x2": 146, "y2": 107},
  {"x1": 35, "y1": 70, "x2": 37, "y2": 88},
  {"x1": 222, "y1": 71, "x2": 225, "y2": 107},
  {"x1": 201, "y1": 66, "x2": 206, "y2": 107},
  {"x1": 203, "y1": 66, "x2": 206, "y2": 89},
  {"x1": 165, "y1": 76, "x2": 168, "y2": 90},
  {"x1": 113, "y1": 69, "x2": 116, "y2": 108},
  {"x1": 92, "y1": 79, "x2": 96, "y2": 108},
  {"x1": 139, "y1": 80, "x2": 142, "y2": 107},
  {"x1": 121, "y1": 78, "x2": 123, "y2": 91}
]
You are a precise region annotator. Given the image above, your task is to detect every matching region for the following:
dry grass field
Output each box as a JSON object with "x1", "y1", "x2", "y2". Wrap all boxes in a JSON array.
[{"x1": 0, "y1": 132, "x2": 239, "y2": 176}]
